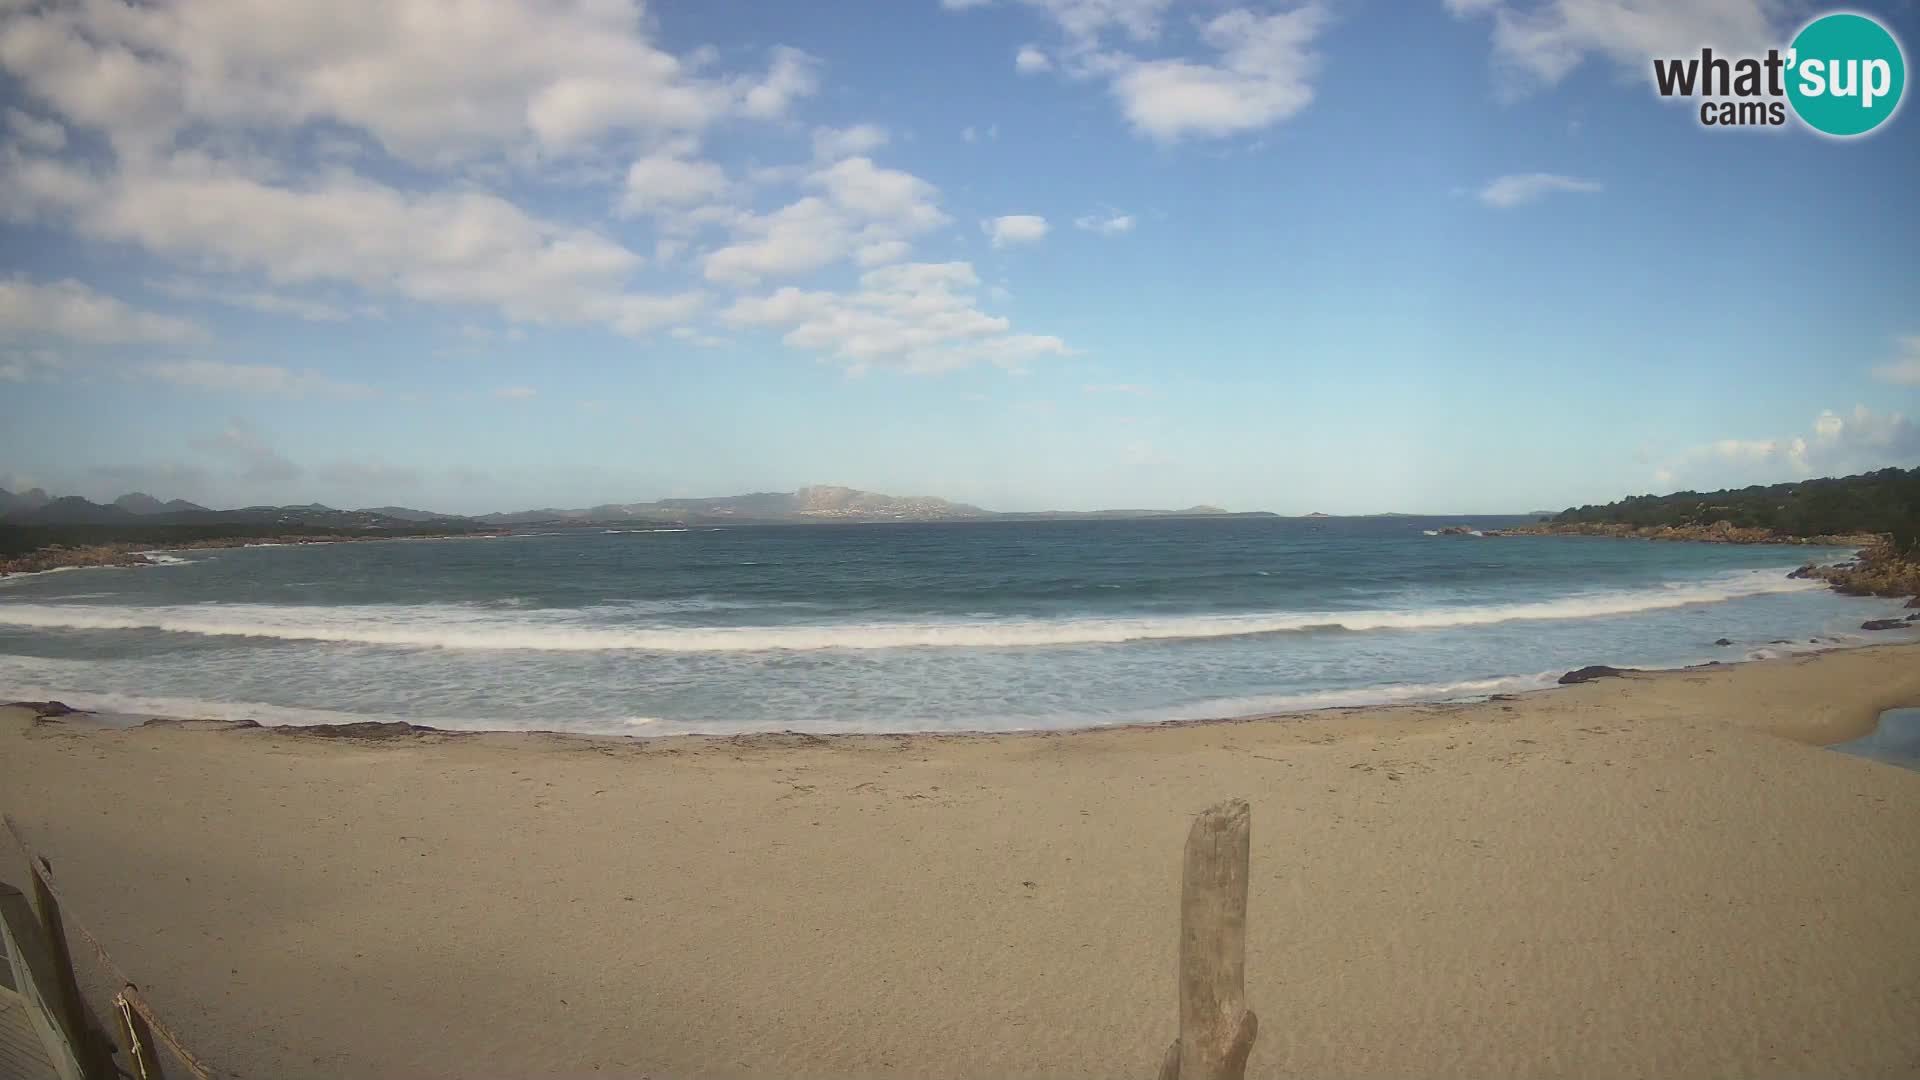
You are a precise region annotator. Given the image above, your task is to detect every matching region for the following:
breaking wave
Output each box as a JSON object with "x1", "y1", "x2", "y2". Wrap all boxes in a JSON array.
[{"x1": 0, "y1": 569, "x2": 1824, "y2": 653}]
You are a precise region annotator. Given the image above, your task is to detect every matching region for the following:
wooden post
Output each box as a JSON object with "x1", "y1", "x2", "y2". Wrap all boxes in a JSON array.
[
  {"x1": 1157, "y1": 800, "x2": 1257, "y2": 1080},
  {"x1": 116, "y1": 989, "x2": 168, "y2": 1080},
  {"x1": 28, "y1": 858, "x2": 115, "y2": 1080}
]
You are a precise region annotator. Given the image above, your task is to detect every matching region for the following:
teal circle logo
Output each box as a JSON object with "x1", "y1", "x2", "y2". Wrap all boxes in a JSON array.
[{"x1": 1786, "y1": 13, "x2": 1905, "y2": 136}]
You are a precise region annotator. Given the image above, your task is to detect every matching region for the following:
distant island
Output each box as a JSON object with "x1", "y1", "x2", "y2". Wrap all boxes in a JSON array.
[{"x1": 0, "y1": 484, "x2": 1278, "y2": 572}]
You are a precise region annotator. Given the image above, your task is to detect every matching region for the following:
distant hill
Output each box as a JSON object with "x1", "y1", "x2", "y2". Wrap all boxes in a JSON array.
[
  {"x1": 4, "y1": 484, "x2": 1270, "y2": 529},
  {"x1": 0, "y1": 487, "x2": 51, "y2": 515},
  {"x1": 114, "y1": 492, "x2": 210, "y2": 515},
  {"x1": 1552, "y1": 466, "x2": 1919, "y2": 553},
  {"x1": 357, "y1": 506, "x2": 457, "y2": 522},
  {"x1": 7, "y1": 496, "x2": 140, "y2": 525}
]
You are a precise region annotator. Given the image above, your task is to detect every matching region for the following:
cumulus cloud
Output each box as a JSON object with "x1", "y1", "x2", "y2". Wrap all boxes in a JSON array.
[
  {"x1": 0, "y1": 275, "x2": 207, "y2": 345},
  {"x1": 0, "y1": 0, "x2": 819, "y2": 162},
  {"x1": 721, "y1": 261, "x2": 1071, "y2": 374},
  {"x1": 619, "y1": 138, "x2": 731, "y2": 215},
  {"x1": 1872, "y1": 335, "x2": 1920, "y2": 385},
  {"x1": 1075, "y1": 211, "x2": 1135, "y2": 234},
  {"x1": 142, "y1": 360, "x2": 376, "y2": 399},
  {"x1": 3, "y1": 153, "x2": 704, "y2": 337},
  {"x1": 1015, "y1": 45, "x2": 1054, "y2": 73},
  {"x1": 984, "y1": 215, "x2": 1050, "y2": 247},
  {"x1": 953, "y1": 1, "x2": 1329, "y2": 140},
  {"x1": 1657, "y1": 405, "x2": 1920, "y2": 488},
  {"x1": 812, "y1": 124, "x2": 889, "y2": 160},
  {"x1": 1446, "y1": 0, "x2": 1785, "y2": 92},
  {"x1": 1478, "y1": 172, "x2": 1603, "y2": 207},
  {"x1": 1112, "y1": 6, "x2": 1327, "y2": 140},
  {"x1": 703, "y1": 157, "x2": 950, "y2": 285},
  {"x1": 0, "y1": 0, "x2": 1067, "y2": 380}
]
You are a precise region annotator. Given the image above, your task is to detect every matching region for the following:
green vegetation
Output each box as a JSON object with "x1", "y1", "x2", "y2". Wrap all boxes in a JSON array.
[
  {"x1": 0, "y1": 522, "x2": 486, "y2": 559},
  {"x1": 1554, "y1": 467, "x2": 1920, "y2": 553}
]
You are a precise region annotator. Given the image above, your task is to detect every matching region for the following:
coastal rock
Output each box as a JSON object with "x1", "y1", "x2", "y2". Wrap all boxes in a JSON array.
[
  {"x1": 1907, "y1": 596, "x2": 1920, "y2": 609},
  {"x1": 1788, "y1": 564, "x2": 1816, "y2": 580},
  {"x1": 1861, "y1": 619, "x2": 1908, "y2": 631},
  {"x1": 284, "y1": 720, "x2": 445, "y2": 740},
  {"x1": 1714, "y1": 638, "x2": 1733, "y2": 646},
  {"x1": 5, "y1": 700, "x2": 83, "y2": 719},
  {"x1": 1558, "y1": 665, "x2": 1632, "y2": 685}
]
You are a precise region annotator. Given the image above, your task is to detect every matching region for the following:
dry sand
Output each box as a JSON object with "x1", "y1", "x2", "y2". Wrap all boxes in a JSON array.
[{"x1": 3, "y1": 644, "x2": 1919, "y2": 1079}]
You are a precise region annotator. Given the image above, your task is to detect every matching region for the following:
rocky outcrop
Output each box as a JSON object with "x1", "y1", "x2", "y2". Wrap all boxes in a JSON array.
[
  {"x1": 1791, "y1": 544, "x2": 1920, "y2": 599},
  {"x1": 0, "y1": 545, "x2": 154, "y2": 575},
  {"x1": 1558, "y1": 665, "x2": 1633, "y2": 685},
  {"x1": 1862, "y1": 619, "x2": 1909, "y2": 631}
]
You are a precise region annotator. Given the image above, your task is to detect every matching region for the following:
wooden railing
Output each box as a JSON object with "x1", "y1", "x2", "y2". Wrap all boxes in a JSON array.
[{"x1": 3, "y1": 815, "x2": 221, "y2": 1080}]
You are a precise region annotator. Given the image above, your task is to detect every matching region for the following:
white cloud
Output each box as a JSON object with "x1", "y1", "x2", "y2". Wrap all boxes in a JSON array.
[
  {"x1": 619, "y1": 138, "x2": 731, "y2": 215},
  {"x1": 703, "y1": 157, "x2": 949, "y2": 285},
  {"x1": 721, "y1": 261, "x2": 1071, "y2": 375},
  {"x1": 1478, "y1": 172, "x2": 1603, "y2": 207},
  {"x1": 812, "y1": 124, "x2": 889, "y2": 160},
  {"x1": 0, "y1": 0, "x2": 819, "y2": 162},
  {"x1": 1015, "y1": 45, "x2": 1054, "y2": 73},
  {"x1": 1112, "y1": 6, "x2": 1327, "y2": 140},
  {"x1": 1657, "y1": 405, "x2": 1920, "y2": 487},
  {"x1": 0, "y1": 275, "x2": 207, "y2": 345},
  {"x1": 856, "y1": 239, "x2": 913, "y2": 267},
  {"x1": 143, "y1": 360, "x2": 375, "y2": 399},
  {"x1": 1447, "y1": 0, "x2": 1785, "y2": 91},
  {"x1": 1872, "y1": 335, "x2": 1920, "y2": 385},
  {"x1": 956, "y1": 1, "x2": 1328, "y2": 139},
  {"x1": 4, "y1": 107, "x2": 64, "y2": 151},
  {"x1": 984, "y1": 214, "x2": 1050, "y2": 247},
  {"x1": 494, "y1": 385, "x2": 538, "y2": 401},
  {"x1": 6, "y1": 153, "x2": 703, "y2": 337},
  {"x1": 148, "y1": 277, "x2": 358, "y2": 322},
  {"x1": 1075, "y1": 211, "x2": 1135, "y2": 235}
]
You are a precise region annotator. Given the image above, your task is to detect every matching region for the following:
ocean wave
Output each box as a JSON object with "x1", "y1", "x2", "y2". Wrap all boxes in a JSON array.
[{"x1": 0, "y1": 569, "x2": 1827, "y2": 652}]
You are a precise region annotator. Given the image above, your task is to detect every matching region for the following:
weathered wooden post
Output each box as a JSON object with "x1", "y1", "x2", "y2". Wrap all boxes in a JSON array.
[
  {"x1": 116, "y1": 988, "x2": 168, "y2": 1080},
  {"x1": 1157, "y1": 799, "x2": 1257, "y2": 1080},
  {"x1": 30, "y1": 856, "x2": 117, "y2": 1080}
]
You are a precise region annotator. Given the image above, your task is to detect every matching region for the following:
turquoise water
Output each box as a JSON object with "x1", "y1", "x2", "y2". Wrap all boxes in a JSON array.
[{"x1": 0, "y1": 518, "x2": 1909, "y2": 734}]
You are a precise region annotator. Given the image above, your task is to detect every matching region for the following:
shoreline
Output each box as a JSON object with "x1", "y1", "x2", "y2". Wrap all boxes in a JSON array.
[
  {"x1": 4, "y1": 642, "x2": 1918, "y2": 1078},
  {"x1": 14, "y1": 639, "x2": 1919, "y2": 750}
]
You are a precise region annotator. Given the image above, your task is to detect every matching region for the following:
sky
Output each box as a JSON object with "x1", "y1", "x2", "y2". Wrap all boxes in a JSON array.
[{"x1": 0, "y1": 0, "x2": 1916, "y2": 516}]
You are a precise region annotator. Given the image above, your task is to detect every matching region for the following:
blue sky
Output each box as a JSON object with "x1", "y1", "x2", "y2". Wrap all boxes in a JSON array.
[{"x1": 1, "y1": 0, "x2": 1915, "y2": 515}]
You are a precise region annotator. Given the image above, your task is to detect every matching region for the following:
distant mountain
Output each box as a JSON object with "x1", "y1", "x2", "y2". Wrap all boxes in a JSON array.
[
  {"x1": 5, "y1": 483, "x2": 1270, "y2": 529},
  {"x1": 0, "y1": 487, "x2": 51, "y2": 515},
  {"x1": 114, "y1": 492, "x2": 210, "y2": 515},
  {"x1": 7, "y1": 496, "x2": 139, "y2": 525},
  {"x1": 356, "y1": 506, "x2": 457, "y2": 522}
]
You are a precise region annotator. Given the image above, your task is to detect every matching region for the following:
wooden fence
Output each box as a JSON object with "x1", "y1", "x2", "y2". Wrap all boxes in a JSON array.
[{"x1": 2, "y1": 815, "x2": 219, "y2": 1080}]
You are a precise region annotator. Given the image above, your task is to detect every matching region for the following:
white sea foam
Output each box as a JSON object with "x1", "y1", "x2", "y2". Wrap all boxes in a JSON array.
[{"x1": 0, "y1": 568, "x2": 1826, "y2": 652}]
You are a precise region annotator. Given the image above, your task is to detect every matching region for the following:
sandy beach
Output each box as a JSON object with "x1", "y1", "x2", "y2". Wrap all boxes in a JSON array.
[{"x1": 4, "y1": 644, "x2": 1919, "y2": 1079}]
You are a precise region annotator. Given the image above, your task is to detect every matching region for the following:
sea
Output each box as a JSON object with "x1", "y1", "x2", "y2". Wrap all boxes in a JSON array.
[{"x1": 0, "y1": 517, "x2": 1910, "y2": 736}]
